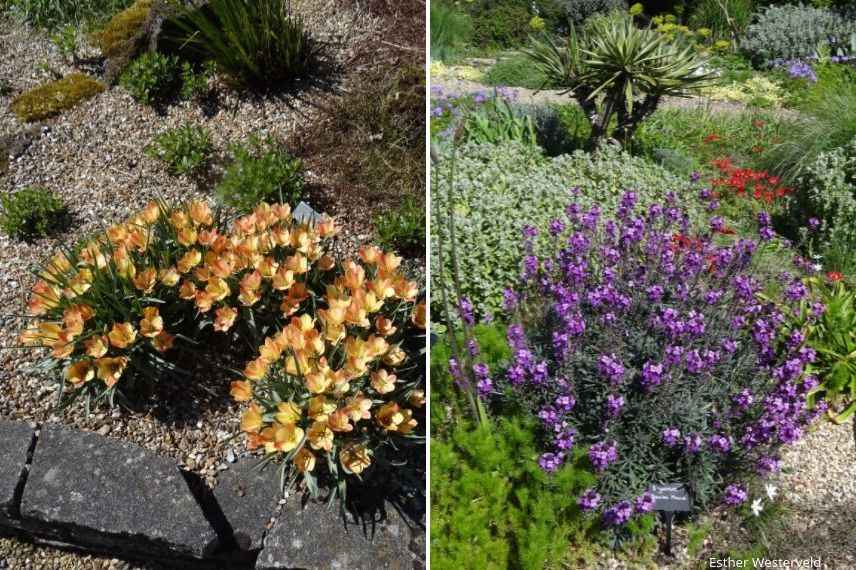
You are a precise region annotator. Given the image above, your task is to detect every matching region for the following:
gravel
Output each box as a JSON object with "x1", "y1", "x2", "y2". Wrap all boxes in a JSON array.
[{"x1": 0, "y1": 1, "x2": 422, "y2": 566}]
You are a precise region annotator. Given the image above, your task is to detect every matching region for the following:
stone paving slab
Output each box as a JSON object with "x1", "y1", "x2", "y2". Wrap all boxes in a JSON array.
[
  {"x1": 20, "y1": 424, "x2": 219, "y2": 560},
  {"x1": 0, "y1": 420, "x2": 36, "y2": 524},
  {"x1": 213, "y1": 457, "x2": 281, "y2": 553},
  {"x1": 257, "y1": 495, "x2": 425, "y2": 570}
]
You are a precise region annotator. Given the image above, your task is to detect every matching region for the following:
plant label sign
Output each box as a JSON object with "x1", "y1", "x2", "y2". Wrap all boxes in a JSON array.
[
  {"x1": 650, "y1": 483, "x2": 691, "y2": 512},
  {"x1": 650, "y1": 483, "x2": 690, "y2": 556}
]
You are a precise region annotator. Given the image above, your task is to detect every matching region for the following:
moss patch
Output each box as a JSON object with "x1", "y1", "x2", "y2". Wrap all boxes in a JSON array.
[
  {"x1": 91, "y1": 0, "x2": 153, "y2": 59},
  {"x1": 10, "y1": 74, "x2": 105, "y2": 122}
]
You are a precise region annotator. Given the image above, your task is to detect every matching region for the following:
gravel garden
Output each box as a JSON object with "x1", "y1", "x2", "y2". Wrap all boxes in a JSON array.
[
  {"x1": 0, "y1": 0, "x2": 426, "y2": 568},
  {"x1": 430, "y1": 1, "x2": 856, "y2": 568}
]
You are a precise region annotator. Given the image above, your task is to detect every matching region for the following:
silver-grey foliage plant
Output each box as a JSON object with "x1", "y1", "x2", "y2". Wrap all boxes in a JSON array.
[{"x1": 741, "y1": 3, "x2": 856, "y2": 65}]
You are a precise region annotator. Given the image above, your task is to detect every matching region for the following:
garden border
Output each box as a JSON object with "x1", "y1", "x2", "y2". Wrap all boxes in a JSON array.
[{"x1": 0, "y1": 419, "x2": 424, "y2": 569}]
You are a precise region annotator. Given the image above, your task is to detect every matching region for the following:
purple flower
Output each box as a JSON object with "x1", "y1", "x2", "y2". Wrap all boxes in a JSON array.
[
  {"x1": 457, "y1": 297, "x2": 475, "y2": 326},
  {"x1": 603, "y1": 501, "x2": 633, "y2": 526},
  {"x1": 538, "y1": 452, "x2": 563, "y2": 472},
  {"x1": 723, "y1": 484, "x2": 747, "y2": 506},
  {"x1": 598, "y1": 353, "x2": 625, "y2": 384},
  {"x1": 555, "y1": 394, "x2": 576, "y2": 412},
  {"x1": 641, "y1": 361, "x2": 665, "y2": 389},
  {"x1": 634, "y1": 492, "x2": 654, "y2": 514},
  {"x1": 606, "y1": 394, "x2": 625, "y2": 417},
  {"x1": 589, "y1": 440, "x2": 618, "y2": 472},
  {"x1": 662, "y1": 427, "x2": 681, "y2": 447},
  {"x1": 707, "y1": 434, "x2": 732, "y2": 454},
  {"x1": 757, "y1": 456, "x2": 780, "y2": 477},
  {"x1": 710, "y1": 216, "x2": 725, "y2": 233},
  {"x1": 578, "y1": 488, "x2": 601, "y2": 511},
  {"x1": 683, "y1": 433, "x2": 703, "y2": 454},
  {"x1": 808, "y1": 217, "x2": 820, "y2": 231}
]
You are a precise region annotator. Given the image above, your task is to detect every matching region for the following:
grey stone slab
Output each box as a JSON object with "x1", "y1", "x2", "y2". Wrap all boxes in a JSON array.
[
  {"x1": 257, "y1": 496, "x2": 425, "y2": 570},
  {"x1": 0, "y1": 420, "x2": 36, "y2": 524},
  {"x1": 20, "y1": 424, "x2": 218, "y2": 559},
  {"x1": 212, "y1": 457, "x2": 280, "y2": 552}
]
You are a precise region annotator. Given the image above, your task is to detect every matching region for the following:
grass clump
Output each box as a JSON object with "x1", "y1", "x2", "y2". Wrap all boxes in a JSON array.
[
  {"x1": 0, "y1": 187, "x2": 70, "y2": 240},
  {"x1": 10, "y1": 73, "x2": 105, "y2": 122},
  {"x1": 215, "y1": 136, "x2": 304, "y2": 212},
  {"x1": 146, "y1": 124, "x2": 213, "y2": 177},
  {"x1": 119, "y1": 51, "x2": 180, "y2": 105},
  {"x1": 90, "y1": 0, "x2": 152, "y2": 59},
  {"x1": 374, "y1": 195, "x2": 425, "y2": 257},
  {"x1": 168, "y1": 0, "x2": 312, "y2": 87}
]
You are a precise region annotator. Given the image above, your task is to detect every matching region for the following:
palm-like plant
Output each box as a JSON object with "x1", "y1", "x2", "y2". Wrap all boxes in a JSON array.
[{"x1": 526, "y1": 14, "x2": 713, "y2": 148}]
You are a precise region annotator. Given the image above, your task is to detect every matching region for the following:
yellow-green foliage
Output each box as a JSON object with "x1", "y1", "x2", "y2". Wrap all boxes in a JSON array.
[
  {"x1": 10, "y1": 74, "x2": 105, "y2": 122},
  {"x1": 704, "y1": 75, "x2": 785, "y2": 108},
  {"x1": 91, "y1": 0, "x2": 153, "y2": 59}
]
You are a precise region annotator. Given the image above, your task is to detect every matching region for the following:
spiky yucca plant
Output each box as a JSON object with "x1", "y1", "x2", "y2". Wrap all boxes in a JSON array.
[{"x1": 526, "y1": 14, "x2": 713, "y2": 147}]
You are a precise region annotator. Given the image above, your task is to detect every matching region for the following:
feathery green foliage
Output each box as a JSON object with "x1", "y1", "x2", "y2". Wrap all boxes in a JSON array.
[
  {"x1": 168, "y1": 0, "x2": 312, "y2": 87},
  {"x1": 431, "y1": 415, "x2": 599, "y2": 569}
]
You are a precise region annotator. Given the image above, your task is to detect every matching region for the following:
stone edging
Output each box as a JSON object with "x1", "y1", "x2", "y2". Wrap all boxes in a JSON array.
[{"x1": 0, "y1": 419, "x2": 425, "y2": 569}]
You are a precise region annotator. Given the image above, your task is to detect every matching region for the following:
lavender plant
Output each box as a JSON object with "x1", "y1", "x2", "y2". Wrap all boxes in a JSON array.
[{"x1": 482, "y1": 188, "x2": 825, "y2": 526}]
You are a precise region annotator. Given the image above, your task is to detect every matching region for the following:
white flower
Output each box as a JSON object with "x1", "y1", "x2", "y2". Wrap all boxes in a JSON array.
[
  {"x1": 751, "y1": 498, "x2": 764, "y2": 517},
  {"x1": 765, "y1": 483, "x2": 778, "y2": 501}
]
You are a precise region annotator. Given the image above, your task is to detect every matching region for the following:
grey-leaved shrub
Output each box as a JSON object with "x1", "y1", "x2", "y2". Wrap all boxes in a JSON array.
[
  {"x1": 431, "y1": 141, "x2": 703, "y2": 318},
  {"x1": 741, "y1": 4, "x2": 856, "y2": 65}
]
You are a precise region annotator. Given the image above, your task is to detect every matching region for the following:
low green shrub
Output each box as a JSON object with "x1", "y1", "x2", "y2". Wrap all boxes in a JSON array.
[
  {"x1": 168, "y1": 0, "x2": 312, "y2": 87},
  {"x1": 179, "y1": 61, "x2": 214, "y2": 101},
  {"x1": 471, "y1": 1, "x2": 531, "y2": 49},
  {"x1": 431, "y1": 141, "x2": 701, "y2": 318},
  {"x1": 374, "y1": 195, "x2": 425, "y2": 257},
  {"x1": 519, "y1": 102, "x2": 592, "y2": 156},
  {"x1": 0, "y1": 187, "x2": 70, "y2": 240},
  {"x1": 215, "y1": 136, "x2": 304, "y2": 212},
  {"x1": 9, "y1": 73, "x2": 105, "y2": 122},
  {"x1": 145, "y1": 124, "x2": 213, "y2": 177},
  {"x1": 484, "y1": 53, "x2": 550, "y2": 89},
  {"x1": 462, "y1": 94, "x2": 537, "y2": 147},
  {"x1": 790, "y1": 136, "x2": 856, "y2": 275},
  {"x1": 119, "y1": 51, "x2": 181, "y2": 105}
]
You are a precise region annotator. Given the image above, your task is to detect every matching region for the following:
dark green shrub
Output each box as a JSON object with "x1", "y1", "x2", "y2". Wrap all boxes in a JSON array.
[
  {"x1": 215, "y1": 136, "x2": 304, "y2": 212},
  {"x1": 9, "y1": 73, "x2": 105, "y2": 122},
  {"x1": 374, "y1": 195, "x2": 425, "y2": 257},
  {"x1": 145, "y1": 124, "x2": 213, "y2": 176},
  {"x1": 119, "y1": 51, "x2": 181, "y2": 105},
  {"x1": 0, "y1": 187, "x2": 70, "y2": 240},
  {"x1": 179, "y1": 61, "x2": 214, "y2": 101},
  {"x1": 471, "y1": 1, "x2": 531, "y2": 49},
  {"x1": 519, "y1": 102, "x2": 592, "y2": 156},
  {"x1": 168, "y1": 0, "x2": 312, "y2": 87}
]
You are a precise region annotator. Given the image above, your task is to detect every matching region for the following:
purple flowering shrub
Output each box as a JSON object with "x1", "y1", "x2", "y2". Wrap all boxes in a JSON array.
[{"x1": 490, "y1": 190, "x2": 826, "y2": 525}]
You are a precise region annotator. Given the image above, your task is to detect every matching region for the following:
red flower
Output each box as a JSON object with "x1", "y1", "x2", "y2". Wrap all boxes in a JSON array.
[
  {"x1": 827, "y1": 271, "x2": 844, "y2": 282},
  {"x1": 704, "y1": 134, "x2": 721, "y2": 143},
  {"x1": 753, "y1": 119, "x2": 765, "y2": 129}
]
